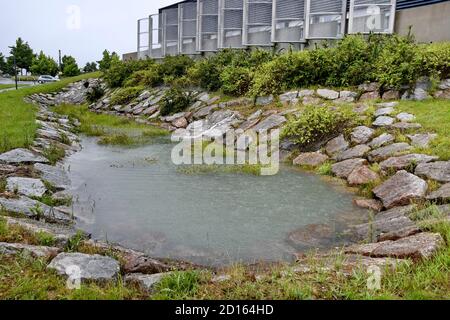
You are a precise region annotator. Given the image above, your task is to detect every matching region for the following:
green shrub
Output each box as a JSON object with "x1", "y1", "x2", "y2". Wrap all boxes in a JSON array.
[
  {"x1": 418, "y1": 42, "x2": 450, "y2": 80},
  {"x1": 104, "y1": 58, "x2": 154, "y2": 88},
  {"x1": 86, "y1": 85, "x2": 105, "y2": 103},
  {"x1": 158, "y1": 55, "x2": 194, "y2": 84},
  {"x1": 375, "y1": 35, "x2": 420, "y2": 89},
  {"x1": 159, "y1": 87, "x2": 194, "y2": 116},
  {"x1": 282, "y1": 107, "x2": 355, "y2": 147},
  {"x1": 110, "y1": 86, "x2": 144, "y2": 106},
  {"x1": 250, "y1": 51, "x2": 313, "y2": 97},
  {"x1": 124, "y1": 68, "x2": 162, "y2": 87},
  {"x1": 220, "y1": 66, "x2": 253, "y2": 96}
]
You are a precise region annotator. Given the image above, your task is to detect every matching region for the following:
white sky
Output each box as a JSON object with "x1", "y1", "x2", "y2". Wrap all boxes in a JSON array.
[{"x1": 0, "y1": 0, "x2": 180, "y2": 66}]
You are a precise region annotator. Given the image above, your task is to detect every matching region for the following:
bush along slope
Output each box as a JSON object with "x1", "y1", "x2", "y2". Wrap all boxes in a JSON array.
[{"x1": 100, "y1": 34, "x2": 450, "y2": 100}]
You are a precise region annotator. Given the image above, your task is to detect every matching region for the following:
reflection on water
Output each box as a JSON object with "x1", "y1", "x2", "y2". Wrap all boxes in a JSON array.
[{"x1": 65, "y1": 137, "x2": 368, "y2": 266}]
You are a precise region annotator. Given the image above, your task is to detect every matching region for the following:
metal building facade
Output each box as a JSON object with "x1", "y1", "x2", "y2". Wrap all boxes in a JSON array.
[
  {"x1": 219, "y1": 0, "x2": 245, "y2": 49},
  {"x1": 272, "y1": 0, "x2": 307, "y2": 43},
  {"x1": 137, "y1": 17, "x2": 150, "y2": 59},
  {"x1": 161, "y1": 7, "x2": 180, "y2": 56},
  {"x1": 136, "y1": 0, "x2": 450, "y2": 59},
  {"x1": 180, "y1": 1, "x2": 199, "y2": 54},
  {"x1": 149, "y1": 14, "x2": 164, "y2": 58},
  {"x1": 197, "y1": 0, "x2": 220, "y2": 52},
  {"x1": 243, "y1": 0, "x2": 273, "y2": 46},
  {"x1": 348, "y1": 0, "x2": 397, "y2": 34},
  {"x1": 305, "y1": 0, "x2": 347, "y2": 39}
]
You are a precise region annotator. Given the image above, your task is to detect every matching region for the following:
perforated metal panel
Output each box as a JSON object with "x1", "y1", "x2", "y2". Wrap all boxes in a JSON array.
[
  {"x1": 149, "y1": 14, "x2": 163, "y2": 59},
  {"x1": 180, "y1": 2, "x2": 199, "y2": 54},
  {"x1": 197, "y1": 0, "x2": 220, "y2": 51},
  {"x1": 272, "y1": 0, "x2": 306, "y2": 43},
  {"x1": 305, "y1": 0, "x2": 347, "y2": 39},
  {"x1": 162, "y1": 8, "x2": 179, "y2": 56},
  {"x1": 219, "y1": 0, "x2": 245, "y2": 48},
  {"x1": 137, "y1": 18, "x2": 150, "y2": 59},
  {"x1": 243, "y1": 0, "x2": 273, "y2": 46},
  {"x1": 348, "y1": 0, "x2": 396, "y2": 34}
]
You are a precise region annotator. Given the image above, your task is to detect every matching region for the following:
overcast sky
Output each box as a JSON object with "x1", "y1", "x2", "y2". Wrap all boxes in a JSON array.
[{"x1": 0, "y1": 0, "x2": 179, "y2": 66}]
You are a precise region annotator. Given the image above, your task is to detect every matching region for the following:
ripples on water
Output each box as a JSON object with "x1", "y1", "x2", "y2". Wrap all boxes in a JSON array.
[{"x1": 65, "y1": 137, "x2": 368, "y2": 266}]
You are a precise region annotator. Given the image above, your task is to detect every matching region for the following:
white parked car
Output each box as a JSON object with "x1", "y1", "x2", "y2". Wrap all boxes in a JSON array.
[{"x1": 38, "y1": 75, "x2": 59, "y2": 84}]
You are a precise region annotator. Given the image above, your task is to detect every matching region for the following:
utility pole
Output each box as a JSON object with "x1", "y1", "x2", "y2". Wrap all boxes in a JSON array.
[
  {"x1": 59, "y1": 50, "x2": 62, "y2": 72},
  {"x1": 8, "y1": 46, "x2": 18, "y2": 90}
]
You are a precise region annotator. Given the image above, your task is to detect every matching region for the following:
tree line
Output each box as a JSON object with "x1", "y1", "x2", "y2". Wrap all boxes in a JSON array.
[{"x1": 0, "y1": 37, "x2": 104, "y2": 78}]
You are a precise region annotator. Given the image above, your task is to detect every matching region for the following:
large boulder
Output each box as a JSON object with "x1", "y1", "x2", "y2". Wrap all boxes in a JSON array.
[
  {"x1": 331, "y1": 158, "x2": 368, "y2": 179},
  {"x1": 125, "y1": 273, "x2": 170, "y2": 293},
  {"x1": 415, "y1": 161, "x2": 450, "y2": 183},
  {"x1": 353, "y1": 198, "x2": 383, "y2": 212},
  {"x1": 407, "y1": 133, "x2": 437, "y2": 148},
  {"x1": 6, "y1": 177, "x2": 47, "y2": 198},
  {"x1": 373, "y1": 116, "x2": 395, "y2": 127},
  {"x1": 4, "y1": 217, "x2": 83, "y2": 247},
  {"x1": 402, "y1": 88, "x2": 430, "y2": 101},
  {"x1": 380, "y1": 154, "x2": 438, "y2": 171},
  {"x1": 374, "y1": 107, "x2": 395, "y2": 117},
  {"x1": 47, "y1": 253, "x2": 121, "y2": 283},
  {"x1": 0, "y1": 148, "x2": 49, "y2": 164},
  {"x1": 0, "y1": 242, "x2": 60, "y2": 260},
  {"x1": 390, "y1": 122, "x2": 422, "y2": 131},
  {"x1": 33, "y1": 163, "x2": 71, "y2": 191},
  {"x1": 325, "y1": 135, "x2": 349, "y2": 156},
  {"x1": 351, "y1": 126, "x2": 375, "y2": 144},
  {"x1": 316, "y1": 89, "x2": 339, "y2": 100},
  {"x1": 293, "y1": 152, "x2": 329, "y2": 167},
  {"x1": 373, "y1": 171, "x2": 428, "y2": 209},
  {"x1": 426, "y1": 183, "x2": 450, "y2": 202},
  {"x1": 0, "y1": 196, "x2": 73, "y2": 225},
  {"x1": 351, "y1": 205, "x2": 419, "y2": 242},
  {"x1": 334, "y1": 145, "x2": 371, "y2": 162},
  {"x1": 347, "y1": 166, "x2": 379, "y2": 186},
  {"x1": 251, "y1": 114, "x2": 286, "y2": 133},
  {"x1": 345, "y1": 233, "x2": 444, "y2": 260},
  {"x1": 368, "y1": 133, "x2": 394, "y2": 149},
  {"x1": 396, "y1": 113, "x2": 415, "y2": 122},
  {"x1": 368, "y1": 143, "x2": 412, "y2": 162}
]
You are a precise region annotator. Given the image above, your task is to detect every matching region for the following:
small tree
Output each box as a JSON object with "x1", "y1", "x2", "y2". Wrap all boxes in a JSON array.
[
  {"x1": 83, "y1": 62, "x2": 98, "y2": 73},
  {"x1": 9, "y1": 38, "x2": 35, "y2": 74},
  {"x1": 61, "y1": 55, "x2": 80, "y2": 77},
  {"x1": 98, "y1": 50, "x2": 119, "y2": 71},
  {"x1": 0, "y1": 53, "x2": 6, "y2": 74},
  {"x1": 30, "y1": 51, "x2": 59, "y2": 76}
]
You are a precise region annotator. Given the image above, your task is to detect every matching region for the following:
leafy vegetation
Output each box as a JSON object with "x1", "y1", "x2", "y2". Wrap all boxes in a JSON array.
[
  {"x1": 61, "y1": 55, "x2": 80, "y2": 77},
  {"x1": 105, "y1": 35, "x2": 450, "y2": 100},
  {"x1": 52, "y1": 104, "x2": 167, "y2": 145},
  {"x1": 0, "y1": 72, "x2": 101, "y2": 153},
  {"x1": 110, "y1": 86, "x2": 144, "y2": 106},
  {"x1": 159, "y1": 87, "x2": 194, "y2": 116},
  {"x1": 282, "y1": 106, "x2": 356, "y2": 148}
]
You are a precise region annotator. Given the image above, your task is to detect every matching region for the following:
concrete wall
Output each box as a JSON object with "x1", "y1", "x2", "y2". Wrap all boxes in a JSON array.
[
  {"x1": 122, "y1": 52, "x2": 138, "y2": 61},
  {"x1": 395, "y1": 2, "x2": 450, "y2": 43}
]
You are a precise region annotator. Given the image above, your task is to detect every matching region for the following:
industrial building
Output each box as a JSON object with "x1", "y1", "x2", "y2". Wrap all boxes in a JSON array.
[{"x1": 131, "y1": 0, "x2": 450, "y2": 59}]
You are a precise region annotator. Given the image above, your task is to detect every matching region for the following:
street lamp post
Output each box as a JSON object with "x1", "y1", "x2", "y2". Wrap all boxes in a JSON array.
[{"x1": 8, "y1": 46, "x2": 18, "y2": 90}]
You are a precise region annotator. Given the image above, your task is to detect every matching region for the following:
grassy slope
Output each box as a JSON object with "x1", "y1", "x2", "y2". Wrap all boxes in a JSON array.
[
  {"x1": 0, "y1": 72, "x2": 101, "y2": 153},
  {"x1": 52, "y1": 104, "x2": 167, "y2": 145},
  {"x1": 397, "y1": 99, "x2": 450, "y2": 160}
]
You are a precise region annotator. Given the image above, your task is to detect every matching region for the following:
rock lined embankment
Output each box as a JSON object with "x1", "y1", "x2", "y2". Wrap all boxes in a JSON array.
[{"x1": 1, "y1": 76, "x2": 450, "y2": 290}]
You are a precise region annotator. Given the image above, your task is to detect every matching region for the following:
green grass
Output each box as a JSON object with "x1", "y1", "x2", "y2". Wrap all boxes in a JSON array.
[
  {"x1": 0, "y1": 255, "x2": 144, "y2": 300},
  {"x1": 398, "y1": 99, "x2": 450, "y2": 160},
  {"x1": 0, "y1": 84, "x2": 29, "y2": 90},
  {"x1": 151, "y1": 221, "x2": 450, "y2": 300},
  {"x1": 0, "y1": 72, "x2": 101, "y2": 153},
  {"x1": 52, "y1": 104, "x2": 168, "y2": 146}
]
